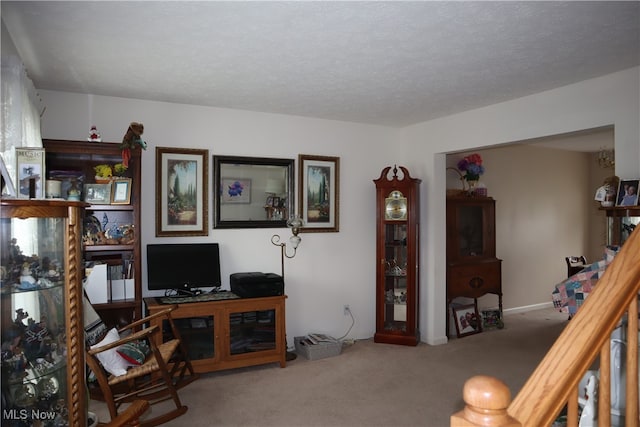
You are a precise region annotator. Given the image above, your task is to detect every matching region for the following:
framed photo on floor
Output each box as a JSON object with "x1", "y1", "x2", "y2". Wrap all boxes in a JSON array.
[{"x1": 453, "y1": 303, "x2": 482, "y2": 338}]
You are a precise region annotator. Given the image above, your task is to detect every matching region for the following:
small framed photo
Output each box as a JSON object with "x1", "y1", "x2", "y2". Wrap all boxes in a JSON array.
[
  {"x1": 111, "y1": 178, "x2": 132, "y2": 205},
  {"x1": 15, "y1": 147, "x2": 45, "y2": 199},
  {"x1": 84, "y1": 184, "x2": 112, "y2": 205},
  {"x1": 453, "y1": 303, "x2": 482, "y2": 338},
  {"x1": 481, "y1": 309, "x2": 503, "y2": 330},
  {"x1": 616, "y1": 179, "x2": 639, "y2": 207},
  {"x1": 272, "y1": 196, "x2": 281, "y2": 207}
]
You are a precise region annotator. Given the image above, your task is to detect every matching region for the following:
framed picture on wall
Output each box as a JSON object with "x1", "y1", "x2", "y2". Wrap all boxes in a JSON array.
[
  {"x1": 616, "y1": 179, "x2": 639, "y2": 207},
  {"x1": 156, "y1": 147, "x2": 209, "y2": 236},
  {"x1": 298, "y1": 154, "x2": 340, "y2": 233}
]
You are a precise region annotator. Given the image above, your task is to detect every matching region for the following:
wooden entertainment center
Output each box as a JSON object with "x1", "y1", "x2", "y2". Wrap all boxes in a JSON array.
[{"x1": 144, "y1": 295, "x2": 287, "y2": 373}]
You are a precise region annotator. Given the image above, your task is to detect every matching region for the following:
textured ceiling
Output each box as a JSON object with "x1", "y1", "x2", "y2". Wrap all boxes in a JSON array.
[{"x1": 2, "y1": 1, "x2": 639, "y2": 128}]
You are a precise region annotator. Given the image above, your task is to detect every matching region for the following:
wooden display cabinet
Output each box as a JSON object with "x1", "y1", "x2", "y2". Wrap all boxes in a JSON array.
[
  {"x1": 373, "y1": 166, "x2": 421, "y2": 346},
  {"x1": 446, "y1": 196, "x2": 502, "y2": 338},
  {"x1": 1, "y1": 199, "x2": 87, "y2": 426},
  {"x1": 145, "y1": 296, "x2": 287, "y2": 373},
  {"x1": 43, "y1": 139, "x2": 142, "y2": 327}
]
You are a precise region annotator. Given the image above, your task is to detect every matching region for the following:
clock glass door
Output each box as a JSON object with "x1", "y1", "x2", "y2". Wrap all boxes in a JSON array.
[{"x1": 383, "y1": 223, "x2": 408, "y2": 331}]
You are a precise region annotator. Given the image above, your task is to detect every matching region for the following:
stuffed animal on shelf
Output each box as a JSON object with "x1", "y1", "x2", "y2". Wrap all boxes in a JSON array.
[{"x1": 120, "y1": 122, "x2": 147, "y2": 168}]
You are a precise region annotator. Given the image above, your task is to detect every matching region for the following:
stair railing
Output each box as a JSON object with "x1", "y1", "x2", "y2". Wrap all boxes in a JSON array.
[{"x1": 452, "y1": 226, "x2": 640, "y2": 427}]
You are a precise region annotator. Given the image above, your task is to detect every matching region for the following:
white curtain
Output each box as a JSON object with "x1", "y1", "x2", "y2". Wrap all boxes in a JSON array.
[{"x1": 1, "y1": 54, "x2": 44, "y2": 187}]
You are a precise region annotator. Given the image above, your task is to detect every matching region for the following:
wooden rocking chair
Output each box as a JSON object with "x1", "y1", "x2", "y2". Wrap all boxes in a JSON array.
[
  {"x1": 104, "y1": 400, "x2": 150, "y2": 427},
  {"x1": 85, "y1": 301, "x2": 198, "y2": 427}
]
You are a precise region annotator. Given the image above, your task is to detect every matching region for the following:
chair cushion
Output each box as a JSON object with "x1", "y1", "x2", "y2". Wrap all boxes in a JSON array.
[
  {"x1": 91, "y1": 328, "x2": 129, "y2": 377},
  {"x1": 117, "y1": 340, "x2": 150, "y2": 365}
]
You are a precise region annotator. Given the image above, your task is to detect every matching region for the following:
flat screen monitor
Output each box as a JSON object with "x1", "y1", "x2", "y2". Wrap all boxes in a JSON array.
[{"x1": 147, "y1": 243, "x2": 222, "y2": 293}]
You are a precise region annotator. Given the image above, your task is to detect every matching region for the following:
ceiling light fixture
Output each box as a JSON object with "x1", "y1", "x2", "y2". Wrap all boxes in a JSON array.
[{"x1": 598, "y1": 148, "x2": 615, "y2": 169}]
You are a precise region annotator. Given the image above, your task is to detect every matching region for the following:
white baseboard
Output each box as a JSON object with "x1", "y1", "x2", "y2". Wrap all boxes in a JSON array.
[{"x1": 503, "y1": 301, "x2": 554, "y2": 315}]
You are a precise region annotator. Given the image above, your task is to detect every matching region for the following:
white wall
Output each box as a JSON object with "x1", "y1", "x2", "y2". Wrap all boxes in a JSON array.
[
  {"x1": 38, "y1": 91, "x2": 397, "y2": 345},
  {"x1": 39, "y1": 67, "x2": 639, "y2": 347},
  {"x1": 401, "y1": 67, "x2": 640, "y2": 345}
]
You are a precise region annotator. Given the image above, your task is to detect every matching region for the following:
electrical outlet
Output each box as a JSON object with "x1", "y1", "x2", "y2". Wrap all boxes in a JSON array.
[{"x1": 343, "y1": 304, "x2": 350, "y2": 315}]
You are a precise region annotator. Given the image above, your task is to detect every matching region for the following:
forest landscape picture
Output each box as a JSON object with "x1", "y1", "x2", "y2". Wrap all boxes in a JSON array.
[
  {"x1": 167, "y1": 158, "x2": 197, "y2": 225},
  {"x1": 156, "y1": 147, "x2": 208, "y2": 236},
  {"x1": 299, "y1": 155, "x2": 339, "y2": 232}
]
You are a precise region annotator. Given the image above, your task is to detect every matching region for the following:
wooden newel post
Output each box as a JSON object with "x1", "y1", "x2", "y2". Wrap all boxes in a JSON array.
[{"x1": 451, "y1": 375, "x2": 521, "y2": 427}]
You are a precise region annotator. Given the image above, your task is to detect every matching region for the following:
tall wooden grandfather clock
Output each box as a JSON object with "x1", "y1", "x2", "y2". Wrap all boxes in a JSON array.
[{"x1": 374, "y1": 165, "x2": 421, "y2": 346}]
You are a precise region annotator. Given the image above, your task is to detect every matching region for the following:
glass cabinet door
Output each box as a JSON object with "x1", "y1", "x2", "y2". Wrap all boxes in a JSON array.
[
  {"x1": 383, "y1": 223, "x2": 408, "y2": 331},
  {"x1": 1, "y1": 200, "x2": 86, "y2": 427},
  {"x1": 446, "y1": 197, "x2": 496, "y2": 263},
  {"x1": 166, "y1": 316, "x2": 215, "y2": 361},
  {"x1": 228, "y1": 309, "x2": 277, "y2": 355}
]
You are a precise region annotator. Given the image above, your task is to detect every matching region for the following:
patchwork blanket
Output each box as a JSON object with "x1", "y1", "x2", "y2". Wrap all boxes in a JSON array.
[{"x1": 552, "y1": 246, "x2": 620, "y2": 315}]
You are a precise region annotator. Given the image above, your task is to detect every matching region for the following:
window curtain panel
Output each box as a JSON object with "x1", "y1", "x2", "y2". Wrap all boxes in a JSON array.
[{"x1": 1, "y1": 54, "x2": 44, "y2": 184}]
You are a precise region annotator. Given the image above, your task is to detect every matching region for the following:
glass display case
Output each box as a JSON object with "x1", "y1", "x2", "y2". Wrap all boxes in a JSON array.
[
  {"x1": 1, "y1": 199, "x2": 86, "y2": 426},
  {"x1": 374, "y1": 166, "x2": 421, "y2": 346}
]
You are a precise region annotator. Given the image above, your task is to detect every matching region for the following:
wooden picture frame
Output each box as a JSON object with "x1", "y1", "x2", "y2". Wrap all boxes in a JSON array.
[
  {"x1": 298, "y1": 154, "x2": 340, "y2": 232},
  {"x1": 156, "y1": 147, "x2": 209, "y2": 237},
  {"x1": 453, "y1": 303, "x2": 482, "y2": 338},
  {"x1": 616, "y1": 179, "x2": 639, "y2": 207},
  {"x1": 84, "y1": 183, "x2": 112, "y2": 205},
  {"x1": 111, "y1": 178, "x2": 132, "y2": 205},
  {"x1": 213, "y1": 155, "x2": 294, "y2": 229},
  {"x1": 15, "y1": 147, "x2": 45, "y2": 199}
]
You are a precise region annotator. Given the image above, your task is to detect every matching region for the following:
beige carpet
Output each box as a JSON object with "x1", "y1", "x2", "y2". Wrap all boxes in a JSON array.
[{"x1": 90, "y1": 307, "x2": 568, "y2": 427}]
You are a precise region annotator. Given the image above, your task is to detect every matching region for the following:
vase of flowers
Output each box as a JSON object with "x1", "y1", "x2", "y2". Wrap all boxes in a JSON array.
[{"x1": 457, "y1": 153, "x2": 485, "y2": 195}]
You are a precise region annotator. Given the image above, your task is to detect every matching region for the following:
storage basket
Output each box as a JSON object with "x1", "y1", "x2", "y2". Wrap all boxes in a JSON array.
[{"x1": 294, "y1": 336, "x2": 342, "y2": 361}]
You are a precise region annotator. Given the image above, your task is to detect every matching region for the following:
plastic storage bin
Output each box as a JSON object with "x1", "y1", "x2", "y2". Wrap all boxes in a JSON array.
[{"x1": 294, "y1": 335, "x2": 342, "y2": 360}]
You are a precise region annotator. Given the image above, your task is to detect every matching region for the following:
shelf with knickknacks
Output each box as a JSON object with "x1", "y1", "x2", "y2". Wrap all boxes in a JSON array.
[{"x1": 43, "y1": 127, "x2": 144, "y2": 328}]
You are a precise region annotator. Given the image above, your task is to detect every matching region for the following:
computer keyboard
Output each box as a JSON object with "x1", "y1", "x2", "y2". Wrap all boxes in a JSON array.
[{"x1": 160, "y1": 291, "x2": 240, "y2": 304}]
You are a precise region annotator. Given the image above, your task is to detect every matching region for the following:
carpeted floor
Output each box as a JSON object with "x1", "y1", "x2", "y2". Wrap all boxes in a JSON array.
[{"x1": 90, "y1": 306, "x2": 568, "y2": 427}]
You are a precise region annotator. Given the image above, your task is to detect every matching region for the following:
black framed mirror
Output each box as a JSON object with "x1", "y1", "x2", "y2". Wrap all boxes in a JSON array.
[{"x1": 213, "y1": 155, "x2": 295, "y2": 229}]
